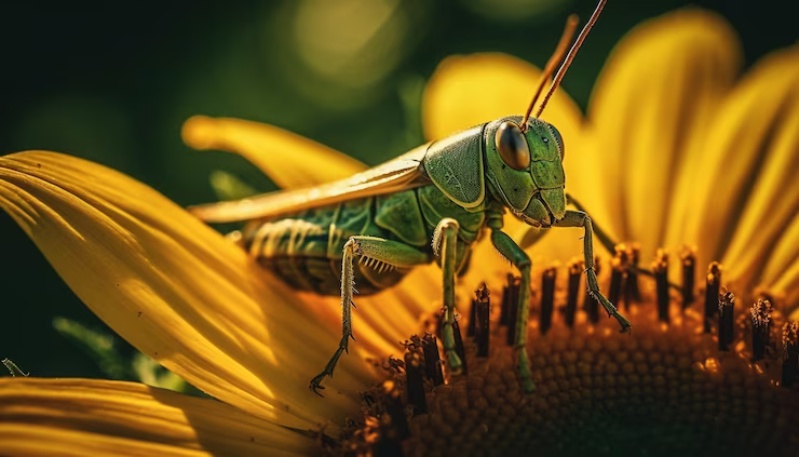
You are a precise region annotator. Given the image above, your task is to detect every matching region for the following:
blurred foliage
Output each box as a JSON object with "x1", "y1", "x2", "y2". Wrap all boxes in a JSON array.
[{"x1": 0, "y1": 0, "x2": 795, "y2": 382}]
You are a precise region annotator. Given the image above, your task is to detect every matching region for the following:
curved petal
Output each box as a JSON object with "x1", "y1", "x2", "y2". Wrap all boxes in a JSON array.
[
  {"x1": 422, "y1": 53, "x2": 582, "y2": 145},
  {"x1": 587, "y1": 8, "x2": 741, "y2": 260},
  {"x1": 683, "y1": 43, "x2": 799, "y2": 277},
  {"x1": 0, "y1": 377, "x2": 312, "y2": 457},
  {"x1": 715, "y1": 46, "x2": 799, "y2": 289},
  {"x1": 0, "y1": 152, "x2": 372, "y2": 433},
  {"x1": 182, "y1": 116, "x2": 366, "y2": 189},
  {"x1": 760, "y1": 211, "x2": 799, "y2": 290},
  {"x1": 763, "y1": 213, "x2": 799, "y2": 317}
]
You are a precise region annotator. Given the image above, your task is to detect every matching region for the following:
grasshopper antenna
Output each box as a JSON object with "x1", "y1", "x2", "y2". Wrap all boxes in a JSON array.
[
  {"x1": 520, "y1": 14, "x2": 578, "y2": 131},
  {"x1": 535, "y1": 0, "x2": 606, "y2": 118}
]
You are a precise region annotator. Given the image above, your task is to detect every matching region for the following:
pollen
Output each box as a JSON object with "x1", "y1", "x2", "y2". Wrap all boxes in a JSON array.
[{"x1": 335, "y1": 253, "x2": 799, "y2": 457}]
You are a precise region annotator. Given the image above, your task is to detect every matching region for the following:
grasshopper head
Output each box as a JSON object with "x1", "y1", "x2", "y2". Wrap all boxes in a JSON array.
[{"x1": 484, "y1": 116, "x2": 566, "y2": 227}]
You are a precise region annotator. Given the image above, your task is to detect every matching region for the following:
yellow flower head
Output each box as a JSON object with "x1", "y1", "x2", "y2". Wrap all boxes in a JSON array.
[{"x1": 1, "y1": 7, "x2": 798, "y2": 457}]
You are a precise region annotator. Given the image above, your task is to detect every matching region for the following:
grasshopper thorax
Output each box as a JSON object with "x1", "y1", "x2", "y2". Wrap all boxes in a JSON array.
[{"x1": 484, "y1": 116, "x2": 566, "y2": 227}]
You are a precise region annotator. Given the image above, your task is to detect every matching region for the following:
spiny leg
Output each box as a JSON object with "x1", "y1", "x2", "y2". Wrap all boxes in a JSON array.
[
  {"x1": 310, "y1": 236, "x2": 429, "y2": 396},
  {"x1": 432, "y1": 218, "x2": 462, "y2": 374},
  {"x1": 553, "y1": 209, "x2": 631, "y2": 332},
  {"x1": 490, "y1": 228, "x2": 535, "y2": 392}
]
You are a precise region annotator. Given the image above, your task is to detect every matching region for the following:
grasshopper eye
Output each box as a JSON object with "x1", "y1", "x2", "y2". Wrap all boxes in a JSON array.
[{"x1": 495, "y1": 121, "x2": 531, "y2": 170}]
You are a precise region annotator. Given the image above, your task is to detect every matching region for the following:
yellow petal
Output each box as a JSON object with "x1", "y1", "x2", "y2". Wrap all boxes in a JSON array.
[
  {"x1": 0, "y1": 377, "x2": 312, "y2": 456},
  {"x1": 717, "y1": 46, "x2": 799, "y2": 288},
  {"x1": 0, "y1": 151, "x2": 371, "y2": 433},
  {"x1": 760, "y1": 213, "x2": 799, "y2": 291},
  {"x1": 422, "y1": 53, "x2": 582, "y2": 144},
  {"x1": 587, "y1": 8, "x2": 741, "y2": 260},
  {"x1": 685, "y1": 46, "x2": 799, "y2": 274},
  {"x1": 765, "y1": 214, "x2": 799, "y2": 316},
  {"x1": 182, "y1": 116, "x2": 366, "y2": 189},
  {"x1": 777, "y1": 260, "x2": 799, "y2": 319}
]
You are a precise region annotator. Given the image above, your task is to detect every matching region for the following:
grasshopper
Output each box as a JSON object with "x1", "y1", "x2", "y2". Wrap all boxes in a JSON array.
[{"x1": 190, "y1": 0, "x2": 629, "y2": 395}]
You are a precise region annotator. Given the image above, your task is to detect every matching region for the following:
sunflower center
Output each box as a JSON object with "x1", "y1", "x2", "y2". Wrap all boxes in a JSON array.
[{"x1": 333, "y1": 245, "x2": 799, "y2": 457}]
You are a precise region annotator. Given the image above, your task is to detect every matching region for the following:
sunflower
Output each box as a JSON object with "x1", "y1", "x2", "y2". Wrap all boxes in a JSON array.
[{"x1": 1, "y1": 7, "x2": 798, "y2": 457}]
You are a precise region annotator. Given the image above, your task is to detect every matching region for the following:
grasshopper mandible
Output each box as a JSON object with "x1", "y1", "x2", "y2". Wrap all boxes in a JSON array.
[{"x1": 190, "y1": 0, "x2": 629, "y2": 395}]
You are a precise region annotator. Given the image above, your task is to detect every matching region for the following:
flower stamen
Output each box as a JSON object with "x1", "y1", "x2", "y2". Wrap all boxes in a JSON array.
[
  {"x1": 502, "y1": 276, "x2": 520, "y2": 346},
  {"x1": 782, "y1": 322, "x2": 799, "y2": 387},
  {"x1": 473, "y1": 285, "x2": 491, "y2": 357},
  {"x1": 566, "y1": 259, "x2": 584, "y2": 328},
  {"x1": 680, "y1": 246, "x2": 697, "y2": 308},
  {"x1": 623, "y1": 243, "x2": 642, "y2": 304},
  {"x1": 382, "y1": 387, "x2": 411, "y2": 442},
  {"x1": 652, "y1": 249, "x2": 670, "y2": 323},
  {"x1": 704, "y1": 262, "x2": 723, "y2": 333},
  {"x1": 751, "y1": 299, "x2": 774, "y2": 362},
  {"x1": 403, "y1": 350, "x2": 427, "y2": 416},
  {"x1": 539, "y1": 266, "x2": 557, "y2": 335},
  {"x1": 421, "y1": 334, "x2": 445, "y2": 387},
  {"x1": 718, "y1": 290, "x2": 735, "y2": 351},
  {"x1": 609, "y1": 245, "x2": 628, "y2": 309}
]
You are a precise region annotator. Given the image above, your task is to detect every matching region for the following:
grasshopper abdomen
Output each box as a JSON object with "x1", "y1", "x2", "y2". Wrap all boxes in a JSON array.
[{"x1": 242, "y1": 186, "x2": 484, "y2": 298}]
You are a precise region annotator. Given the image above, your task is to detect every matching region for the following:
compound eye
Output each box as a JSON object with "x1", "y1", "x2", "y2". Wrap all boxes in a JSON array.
[{"x1": 495, "y1": 121, "x2": 531, "y2": 170}]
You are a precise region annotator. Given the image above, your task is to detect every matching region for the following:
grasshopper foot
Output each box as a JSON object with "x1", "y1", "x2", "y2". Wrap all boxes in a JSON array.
[
  {"x1": 309, "y1": 340, "x2": 349, "y2": 397},
  {"x1": 594, "y1": 293, "x2": 632, "y2": 333},
  {"x1": 446, "y1": 351, "x2": 463, "y2": 376},
  {"x1": 309, "y1": 372, "x2": 329, "y2": 397},
  {"x1": 605, "y1": 300, "x2": 632, "y2": 333},
  {"x1": 614, "y1": 311, "x2": 632, "y2": 333}
]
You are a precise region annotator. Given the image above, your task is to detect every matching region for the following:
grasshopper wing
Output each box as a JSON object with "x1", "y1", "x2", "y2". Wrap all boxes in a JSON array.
[{"x1": 189, "y1": 146, "x2": 430, "y2": 223}]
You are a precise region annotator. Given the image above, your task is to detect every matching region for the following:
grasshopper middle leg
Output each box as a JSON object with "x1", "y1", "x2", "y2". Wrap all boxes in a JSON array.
[{"x1": 310, "y1": 236, "x2": 429, "y2": 396}]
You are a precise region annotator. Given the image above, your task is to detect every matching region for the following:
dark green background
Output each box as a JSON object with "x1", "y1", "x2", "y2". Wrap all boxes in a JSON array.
[{"x1": 0, "y1": 0, "x2": 794, "y2": 380}]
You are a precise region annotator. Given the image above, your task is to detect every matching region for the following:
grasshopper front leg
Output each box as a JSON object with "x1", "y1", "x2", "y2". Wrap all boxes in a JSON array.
[
  {"x1": 489, "y1": 227, "x2": 535, "y2": 393},
  {"x1": 554, "y1": 210, "x2": 631, "y2": 332},
  {"x1": 565, "y1": 194, "x2": 617, "y2": 256},
  {"x1": 565, "y1": 194, "x2": 681, "y2": 292},
  {"x1": 310, "y1": 236, "x2": 429, "y2": 396},
  {"x1": 432, "y1": 218, "x2": 462, "y2": 374}
]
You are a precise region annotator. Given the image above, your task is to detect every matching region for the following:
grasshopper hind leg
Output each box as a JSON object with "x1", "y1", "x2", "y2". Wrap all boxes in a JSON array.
[{"x1": 310, "y1": 236, "x2": 429, "y2": 396}]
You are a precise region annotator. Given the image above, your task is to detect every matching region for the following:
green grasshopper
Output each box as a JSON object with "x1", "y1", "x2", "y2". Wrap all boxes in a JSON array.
[{"x1": 190, "y1": 0, "x2": 629, "y2": 395}]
